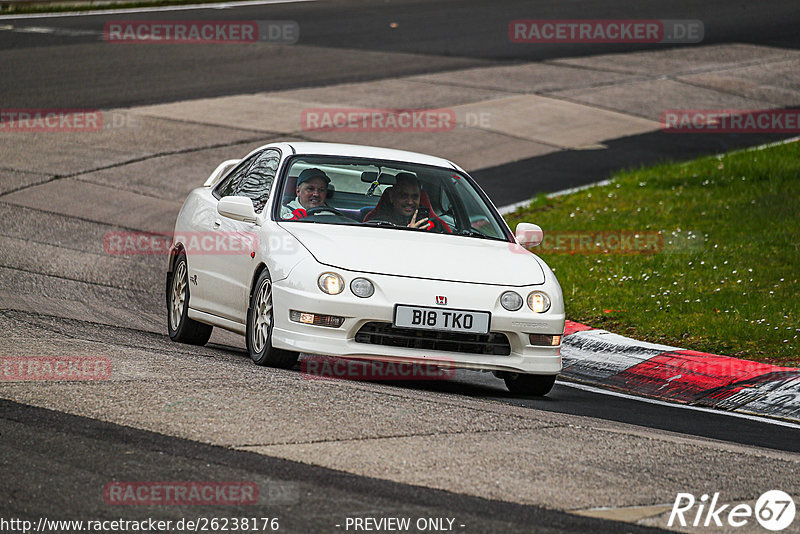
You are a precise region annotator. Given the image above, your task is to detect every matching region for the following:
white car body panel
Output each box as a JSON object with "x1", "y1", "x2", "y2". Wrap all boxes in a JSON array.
[
  {"x1": 269, "y1": 255, "x2": 564, "y2": 373},
  {"x1": 173, "y1": 189, "x2": 255, "y2": 321},
  {"x1": 280, "y1": 223, "x2": 545, "y2": 286},
  {"x1": 203, "y1": 159, "x2": 240, "y2": 188}
]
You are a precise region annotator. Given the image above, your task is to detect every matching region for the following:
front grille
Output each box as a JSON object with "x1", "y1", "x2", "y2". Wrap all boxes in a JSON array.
[{"x1": 355, "y1": 322, "x2": 511, "y2": 356}]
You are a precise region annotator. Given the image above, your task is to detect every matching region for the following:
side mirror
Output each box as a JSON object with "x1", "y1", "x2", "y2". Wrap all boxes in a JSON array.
[
  {"x1": 515, "y1": 222, "x2": 543, "y2": 248},
  {"x1": 218, "y1": 196, "x2": 258, "y2": 224}
]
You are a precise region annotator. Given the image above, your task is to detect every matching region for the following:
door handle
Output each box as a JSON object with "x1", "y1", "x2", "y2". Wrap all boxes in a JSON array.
[{"x1": 213, "y1": 219, "x2": 222, "y2": 227}]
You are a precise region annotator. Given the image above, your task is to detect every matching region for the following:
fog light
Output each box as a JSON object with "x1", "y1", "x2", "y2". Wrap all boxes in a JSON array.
[
  {"x1": 500, "y1": 291, "x2": 523, "y2": 311},
  {"x1": 350, "y1": 277, "x2": 375, "y2": 298},
  {"x1": 318, "y1": 272, "x2": 344, "y2": 295},
  {"x1": 290, "y1": 310, "x2": 345, "y2": 328},
  {"x1": 527, "y1": 291, "x2": 551, "y2": 313},
  {"x1": 529, "y1": 334, "x2": 561, "y2": 346}
]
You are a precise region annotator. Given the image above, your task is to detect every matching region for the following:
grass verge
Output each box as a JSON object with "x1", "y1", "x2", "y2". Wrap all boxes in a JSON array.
[{"x1": 504, "y1": 140, "x2": 799, "y2": 365}]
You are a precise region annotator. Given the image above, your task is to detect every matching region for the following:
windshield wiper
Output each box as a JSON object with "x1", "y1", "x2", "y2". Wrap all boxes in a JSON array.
[
  {"x1": 459, "y1": 229, "x2": 490, "y2": 239},
  {"x1": 363, "y1": 220, "x2": 398, "y2": 228}
]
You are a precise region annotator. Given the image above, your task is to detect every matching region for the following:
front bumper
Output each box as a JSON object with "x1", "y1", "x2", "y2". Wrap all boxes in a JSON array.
[{"x1": 271, "y1": 264, "x2": 564, "y2": 375}]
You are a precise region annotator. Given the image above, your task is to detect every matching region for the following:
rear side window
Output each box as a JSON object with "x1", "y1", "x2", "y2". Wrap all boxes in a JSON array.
[
  {"x1": 237, "y1": 149, "x2": 280, "y2": 213},
  {"x1": 214, "y1": 149, "x2": 281, "y2": 214},
  {"x1": 215, "y1": 155, "x2": 256, "y2": 198}
]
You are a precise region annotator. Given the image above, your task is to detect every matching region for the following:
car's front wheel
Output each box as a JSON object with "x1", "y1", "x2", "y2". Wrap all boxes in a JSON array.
[
  {"x1": 167, "y1": 253, "x2": 213, "y2": 345},
  {"x1": 504, "y1": 373, "x2": 557, "y2": 396},
  {"x1": 247, "y1": 269, "x2": 298, "y2": 369}
]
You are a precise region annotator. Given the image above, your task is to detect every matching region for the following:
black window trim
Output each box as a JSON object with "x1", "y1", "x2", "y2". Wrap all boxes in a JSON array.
[
  {"x1": 271, "y1": 154, "x2": 514, "y2": 242},
  {"x1": 212, "y1": 147, "x2": 283, "y2": 210},
  {"x1": 212, "y1": 153, "x2": 257, "y2": 200}
]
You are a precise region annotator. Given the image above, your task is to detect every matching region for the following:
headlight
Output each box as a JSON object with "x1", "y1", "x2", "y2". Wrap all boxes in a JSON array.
[
  {"x1": 350, "y1": 277, "x2": 375, "y2": 298},
  {"x1": 318, "y1": 272, "x2": 344, "y2": 295},
  {"x1": 500, "y1": 291, "x2": 523, "y2": 311},
  {"x1": 527, "y1": 291, "x2": 551, "y2": 313}
]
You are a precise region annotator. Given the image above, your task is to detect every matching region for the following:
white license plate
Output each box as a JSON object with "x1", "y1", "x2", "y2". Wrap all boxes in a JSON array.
[{"x1": 394, "y1": 305, "x2": 490, "y2": 334}]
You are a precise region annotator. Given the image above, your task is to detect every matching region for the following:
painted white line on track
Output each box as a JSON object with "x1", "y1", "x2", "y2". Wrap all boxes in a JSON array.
[
  {"x1": 0, "y1": 0, "x2": 315, "y2": 20},
  {"x1": 496, "y1": 197, "x2": 538, "y2": 215},
  {"x1": 716, "y1": 135, "x2": 800, "y2": 158},
  {"x1": 0, "y1": 24, "x2": 102, "y2": 36},
  {"x1": 497, "y1": 180, "x2": 611, "y2": 214},
  {"x1": 548, "y1": 180, "x2": 612, "y2": 198},
  {"x1": 14, "y1": 25, "x2": 54, "y2": 32},
  {"x1": 559, "y1": 380, "x2": 800, "y2": 430}
]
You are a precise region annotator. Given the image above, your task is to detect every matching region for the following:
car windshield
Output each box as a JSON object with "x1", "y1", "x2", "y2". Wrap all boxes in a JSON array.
[{"x1": 276, "y1": 156, "x2": 509, "y2": 240}]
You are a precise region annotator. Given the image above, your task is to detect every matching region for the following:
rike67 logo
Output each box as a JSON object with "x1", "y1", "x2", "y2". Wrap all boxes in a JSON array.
[{"x1": 669, "y1": 490, "x2": 795, "y2": 531}]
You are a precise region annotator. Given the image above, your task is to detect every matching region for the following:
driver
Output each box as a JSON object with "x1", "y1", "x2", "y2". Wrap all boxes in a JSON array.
[{"x1": 281, "y1": 168, "x2": 331, "y2": 220}]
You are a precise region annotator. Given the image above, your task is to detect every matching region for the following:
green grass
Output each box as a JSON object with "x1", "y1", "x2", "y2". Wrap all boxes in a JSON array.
[{"x1": 504, "y1": 140, "x2": 800, "y2": 366}]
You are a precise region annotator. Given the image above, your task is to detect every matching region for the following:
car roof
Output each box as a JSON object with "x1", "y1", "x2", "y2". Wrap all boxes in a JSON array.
[{"x1": 262, "y1": 142, "x2": 458, "y2": 169}]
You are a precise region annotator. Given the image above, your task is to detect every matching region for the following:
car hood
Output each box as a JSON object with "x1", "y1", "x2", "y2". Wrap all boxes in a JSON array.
[{"x1": 279, "y1": 223, "x2": 545, "y2": 286}]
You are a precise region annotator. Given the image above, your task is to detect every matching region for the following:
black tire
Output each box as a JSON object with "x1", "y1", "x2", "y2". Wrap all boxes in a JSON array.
[
  {"x1": 167, "y1": 253, "x2": 213, "y2": 345},
  {"x1": 246, "y1": 269, "x2": 298, "y2": 369},
  {"x1": 504, "y1": 373, "x2": 557, "y2": 396}
]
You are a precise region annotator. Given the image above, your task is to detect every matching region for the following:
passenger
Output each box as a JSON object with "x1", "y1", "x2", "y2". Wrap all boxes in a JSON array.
[
  {"x1": 281, "y1": 168, "x2": 331, "y2": 220},
  {"x1": 364, "y1": 172, "x2": 451, "y2": 232}
]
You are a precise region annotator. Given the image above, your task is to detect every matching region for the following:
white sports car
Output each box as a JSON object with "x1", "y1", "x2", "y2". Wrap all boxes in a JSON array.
[{"x1": 166, "y1": 142, "x2": 564, "y2": 395}]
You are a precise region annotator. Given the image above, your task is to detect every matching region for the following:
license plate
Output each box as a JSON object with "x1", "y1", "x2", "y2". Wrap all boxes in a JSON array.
[{"x1": 394, "y1": 305, "x2": 490, "y2": 334}]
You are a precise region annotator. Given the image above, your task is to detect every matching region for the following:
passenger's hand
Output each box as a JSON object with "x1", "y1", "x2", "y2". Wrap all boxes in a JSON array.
[{"x1": 408, "y1": 209, "x2": 432, "y2": 230}]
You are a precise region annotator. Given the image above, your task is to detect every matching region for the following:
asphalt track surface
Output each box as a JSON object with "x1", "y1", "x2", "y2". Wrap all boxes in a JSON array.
[
  {"x1": 1, "y1": 0, "x2": 796, "y2": 205},
  {"x1": 1, "y1": 0, "x2": 799, "y2": 108},
  {"x1": 2, "y1": 1, "x2": 800, "y2": 531},
  {"x1": 2, "y1": 397, "x2": 670, "y2": 534},
  {"x1": 394, "y1": 372, "x2": 800, "y2": 454}
]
